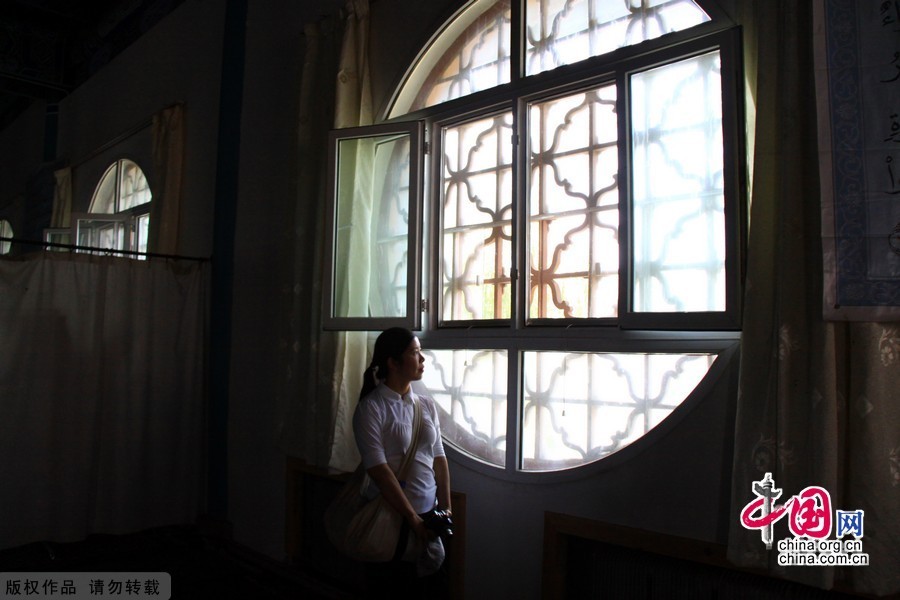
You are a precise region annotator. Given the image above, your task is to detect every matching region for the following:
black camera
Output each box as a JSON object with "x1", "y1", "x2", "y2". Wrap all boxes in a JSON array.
[{"x1": 422, "y1": 509, "x2": 454, "y2": 538}]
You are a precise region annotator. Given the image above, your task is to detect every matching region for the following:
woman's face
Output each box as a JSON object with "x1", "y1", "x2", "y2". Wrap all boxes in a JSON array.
[{"x1": 389, "y1": 336, "x2": 425, "y2": 383}]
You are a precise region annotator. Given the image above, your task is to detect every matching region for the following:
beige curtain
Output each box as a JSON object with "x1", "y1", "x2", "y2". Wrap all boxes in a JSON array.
[
  {"x1": 727, "y1": 2, "x2": 900, "y2": 596},
  {"x1": 50, "y1": 167, "x2": 72, "y2": 230},
  {"x1": 151, "y1": 104, "x2": 185, "y2": 255},
  {"x1": 326, "y1": 0, "x2": 375, "y2": 473},
  {"x1": 275, "y1": 10, "x2": 347, "y2": 467}
]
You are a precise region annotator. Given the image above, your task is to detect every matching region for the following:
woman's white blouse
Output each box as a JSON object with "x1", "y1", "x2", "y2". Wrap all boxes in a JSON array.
[{"x1": 353, "y1": 383, "x2": 446, "y2": 514}]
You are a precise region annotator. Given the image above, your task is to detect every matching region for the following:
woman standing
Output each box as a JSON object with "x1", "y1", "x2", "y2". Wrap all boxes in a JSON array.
[{"x1": 352, "y1": 327, "x2": 452, "y2": 596}]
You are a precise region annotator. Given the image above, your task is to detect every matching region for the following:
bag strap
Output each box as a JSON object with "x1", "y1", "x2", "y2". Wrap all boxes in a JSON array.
[{"x1": 396, "y1": 398, "x2": 423, "y2": 482}]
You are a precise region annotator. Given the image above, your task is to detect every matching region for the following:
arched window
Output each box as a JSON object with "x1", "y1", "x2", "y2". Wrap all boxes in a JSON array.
[
  {"x1": 75, "y1": 159, "x2": 152, "y2": 256},
  {"x1": 325, "y1": 0, "x2": 743, "y2": 474}
]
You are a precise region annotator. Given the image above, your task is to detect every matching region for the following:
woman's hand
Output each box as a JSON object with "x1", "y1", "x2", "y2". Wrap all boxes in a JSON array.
[
  {"x1": 365, "y1": 463, "x2": 426, "y2": 534},
  {"x1": 409, "y1": 514, "x2": 432, "y2": 541}
]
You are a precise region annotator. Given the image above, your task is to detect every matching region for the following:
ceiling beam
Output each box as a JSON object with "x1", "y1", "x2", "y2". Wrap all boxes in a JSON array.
[{"x1": 0, "y1": 71, "x2": 71, "y2": 102}]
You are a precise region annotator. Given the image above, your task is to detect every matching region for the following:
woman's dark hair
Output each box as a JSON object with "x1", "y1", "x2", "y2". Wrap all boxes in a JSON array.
[{"x1": 358, "y1": 327, "x2": 416, "y2": 400}]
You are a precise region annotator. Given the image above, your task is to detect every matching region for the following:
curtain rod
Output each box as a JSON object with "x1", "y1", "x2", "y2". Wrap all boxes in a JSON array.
[
  {"x1": 0, "y1": 237, "x2": 209, "y2": 263},
  {"x1": 67, "y1": 101, "x2": 184, "y2": 169}
]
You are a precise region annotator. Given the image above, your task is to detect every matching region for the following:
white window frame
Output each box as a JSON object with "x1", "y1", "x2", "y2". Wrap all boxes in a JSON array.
[
  {"x1": 43, "y1": 228, "x2": 71, "y2": 250},
  {"x1": 71, "y1": 213, "x2": 131, "y2": 256},
  {"x1": 75, "y1": 159, "x2": 152, "y2": 257},
  {"x1": 325, "y1": 2, "x2": 745, "y2": 478},
  {"x1": 322, "y1": 121, "x2": 426, "y2": 331}
]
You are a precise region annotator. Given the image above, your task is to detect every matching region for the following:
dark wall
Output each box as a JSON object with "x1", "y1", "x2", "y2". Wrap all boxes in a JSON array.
[{"x1": 0, "y1": 102, "x2": 51, "y2": 244}]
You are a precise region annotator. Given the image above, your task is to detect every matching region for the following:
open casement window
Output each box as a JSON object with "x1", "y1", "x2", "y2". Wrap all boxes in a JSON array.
[
  {"x1": 73, "y1": 159, "x2": 152, "y2": 257},
  {"x1": 329, "y1": 0, "x2": 744, "y2": 475},
  {"x1": 323, "y1": 121, "x2": 425, "y2": 331},
  {"x1": 72, "y1": 215, "x2": 128, "y2": 254}
]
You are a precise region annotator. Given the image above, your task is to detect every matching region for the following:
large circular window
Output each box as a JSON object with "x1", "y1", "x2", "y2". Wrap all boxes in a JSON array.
[{"x1": 340, "y1": 0, "x2": 743, "y2": 475}]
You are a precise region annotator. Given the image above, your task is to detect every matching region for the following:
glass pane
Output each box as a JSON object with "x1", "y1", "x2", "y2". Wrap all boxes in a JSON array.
[
  {"x1": 118, "y1": 160, "x2": 152, "y2": 211},
  {"x1": 525, "y1": 0, "x2": 710, "y2": 76},
  {"x1": 389, "y1": 0, "x2": 511, "y2": 118},
  {"x1": 136, "y1": 213, "x2": 150, "y2": 256},
  {"x1": 0, "y1": 219, "x2": 12, "y2": 254},
  {"x1": 441, "y1": 112, "x2": 514, "y2": 321},
  {"x1": 77, "y1": 219, "x2": 126, "y2": 253},
  {"x1": 521, "y1": 351, "x2": 715, "y2": 470},
  {"x1": 44, "y1": 228, "x2": 71, "y2": 252},
  {"x1": 332, "y1": 133, "x2": 411, "y2": 319},
  {"x1": 416, "y1": 348, "x2": 508, "y2": 467},
  {"x1": 90, "y1": 164, "x2": 118, "y2": 214},
  {"x1": 631, "y1": 51, "x2": 725, "y2": 313},
  {"x1": 528, "y1": 83, "x2": 619, "y2": 319}
]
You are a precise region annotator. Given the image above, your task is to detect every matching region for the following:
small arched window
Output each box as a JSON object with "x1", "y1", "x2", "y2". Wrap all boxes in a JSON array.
[
  {"x1": 75, "y1": 159, "x2": 152, "y2": 256},
  {"x1": 0, "y1": 220, "x2": 13, "y2": 255}
]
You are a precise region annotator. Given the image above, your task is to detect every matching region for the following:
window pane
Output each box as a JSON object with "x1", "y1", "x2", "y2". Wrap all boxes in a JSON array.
[
  {"x1": 118, "y1": 160, "x2": 152, "y2": 211},
  {"x1": 441, "y1": 112, "x2": 514, "y2": 321},
  {"x1": 332, "y1": 133, "x2": 412, "y2": 319},
  {"x1": 521, "y1": 350, "x2": 715, "y2": 470},
  {"x1": 417, "y1": 348, "x2": 508, "y2": 467},
  {"x1": 631, "y1": 51, "x2": 725, "y2": 313},
  {"x1": 90, "y1": 164, "x2": 118, "y2": 214},
  {"x1": 43, "y1": 229, "x2": 71, "y2": 251},
  {"x1": 87, "y1": 160, "x2": 153, "y2": 259},
  {"x1": 76, "y1": 218, "x2": 126, "y2": 252},
  {"x1": 0, "y1": 219, "x2": 12, "y2": 254},
  {"x1": 136, "y1": 213, "x2": 150, "y2": 256},
  {"x1": 389, "y1": 0, "x2": 511, "y2": 117},
  {"x1": 525, "y1": 0, "x2": 710, "y2": 76},
  {"x1": 528, "y1": 83, "x2": 619, "y2": 319}
]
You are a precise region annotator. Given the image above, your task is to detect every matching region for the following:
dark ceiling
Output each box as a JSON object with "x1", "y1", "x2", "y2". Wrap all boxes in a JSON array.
[{"x1": 0, "y1": 0, "x2": 184, "y2": 132}]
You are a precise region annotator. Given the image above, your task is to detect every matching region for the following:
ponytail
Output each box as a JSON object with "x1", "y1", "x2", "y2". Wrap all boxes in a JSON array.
[{"x1": 358, "y1": 363, "x2": 380, "y2": 401}]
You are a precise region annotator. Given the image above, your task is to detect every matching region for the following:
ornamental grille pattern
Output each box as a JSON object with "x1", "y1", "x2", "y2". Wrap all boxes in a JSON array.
[
  {"x1": 418, "y1": 349, "x2": 715, "y2": 469},
  {"x1": 525, "y1": 0, "x2": 711, "y2": 76},
  {"x1": 528, "y1": 83, "x2": 620, "y2": 319},
  {"x1": 441, "y1": 113, "x2": 515, "y2": 321}
]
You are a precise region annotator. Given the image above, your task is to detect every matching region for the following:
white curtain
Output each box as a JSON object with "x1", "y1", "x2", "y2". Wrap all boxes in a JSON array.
[
  {"x1": 0, "y1": 252, "x2": 208, "y2": 549},
  {"x1": 727, "y1": 2, "x2": 900, "y2": 596}
]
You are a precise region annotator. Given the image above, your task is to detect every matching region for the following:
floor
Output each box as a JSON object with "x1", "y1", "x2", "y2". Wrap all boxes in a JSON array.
[{"x1": 0, "y1": 525, "x2": 357, "y2": 599}]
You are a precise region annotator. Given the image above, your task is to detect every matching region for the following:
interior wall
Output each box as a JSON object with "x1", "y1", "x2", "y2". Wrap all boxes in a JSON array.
[
  {"x1": 56, "y1": 0, "x2": 228, "y2": 259},
  {"x1": 226, "y1": 0, "x2": 307, "y2": 559},
  {"x1": 0, "y1": 101, "x2": 46, "y2": 202},
  {"x1": 68, "y1": 128, "x2": 155, "y2": 215},
  {"x1": 449, "y1": 351, "x2": 738, "y2": 599},
  {"x1": 0, "y1": 101, "x2": 52, "y2": 243}
]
